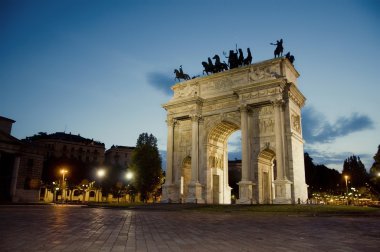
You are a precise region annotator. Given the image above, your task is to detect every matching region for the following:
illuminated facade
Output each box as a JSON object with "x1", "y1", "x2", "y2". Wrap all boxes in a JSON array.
[{"x1": 162, "y1": 58, "x2": 308, "y2": 204}]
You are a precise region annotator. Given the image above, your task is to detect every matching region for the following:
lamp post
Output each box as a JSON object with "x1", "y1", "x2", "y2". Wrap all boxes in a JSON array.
[
  {"x1": 97, "y1": 169, "x2": 106, "y2": 202},
  {"x1": 344, "y1": 175, "x2": 349, "y2": 205},
  {"x1": 125, "y1": 171, "x2": 134, "y2": 202},
  {"x1": 60, "y1": 169, "x2": 68, "y2": 203}
]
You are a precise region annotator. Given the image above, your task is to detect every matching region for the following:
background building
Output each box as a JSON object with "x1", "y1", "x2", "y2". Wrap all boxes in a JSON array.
[
  {"x1": 0, "y1": 116, "x2": 44, "y2": 202},
  {"x1": 105, "y1": 145, "x2": 135, "y2": 168},
  {"x1": 23, "y1": 132, "x2": 105, "y2": 185}
]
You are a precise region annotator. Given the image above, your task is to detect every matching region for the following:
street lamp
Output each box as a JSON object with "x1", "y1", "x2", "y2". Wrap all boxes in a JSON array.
[
  {"x1": 344, "y1": 175, "x2": 349, "y2": 205},
  {"x1": 97, "y1": 168, "x2": 106, "y2": 202},
  {"x1": 125, "y1": 171, "x2": 133, "y2": 181},
  {"x1": 60, "y1": 169, "x2": 68, "y2": 202},
  {"x1": 125, "y1": 171, "x2": 134, "y2": 203}
]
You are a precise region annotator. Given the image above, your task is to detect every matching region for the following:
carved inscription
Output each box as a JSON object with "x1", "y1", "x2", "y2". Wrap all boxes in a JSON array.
[{"x1": 241, "y1": 88, "x2": 279, "y2": 100}]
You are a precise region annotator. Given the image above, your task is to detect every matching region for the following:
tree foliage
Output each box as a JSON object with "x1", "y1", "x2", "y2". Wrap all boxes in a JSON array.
[
  {"x1": 304, "y1": 153, "x2": 341, "y2": 196},
  {"x1": 369, "y1": 145, "x2": 380, "y2": 191},
  {"x1": 342, "y1": 155, "x2": 369, "y2": 188},
  {"x1": 130, "y1": 133, "x2": 163, "y2": 202}
]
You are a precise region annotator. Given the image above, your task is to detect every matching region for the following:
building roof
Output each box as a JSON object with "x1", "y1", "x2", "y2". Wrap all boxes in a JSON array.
[
  {"x1": 105, "y1": 145, "x2": 135, "y2": 153},
  {"x1": 0, "y1": 116, "x2": 16, "y2": 123},
  {"x1": 23, "y1": 132, "x2": 105, "y2": 146}
]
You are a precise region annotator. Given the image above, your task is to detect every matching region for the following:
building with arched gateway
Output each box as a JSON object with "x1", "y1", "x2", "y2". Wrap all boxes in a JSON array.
[{"x1": 161, "y1": 57, "x2": 308, "y2": 204}]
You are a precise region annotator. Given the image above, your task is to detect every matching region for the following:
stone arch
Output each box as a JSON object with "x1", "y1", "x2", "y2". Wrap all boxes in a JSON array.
[
  {"x1": 161, "y1": 57, "x2": 308, "y2": 204},
  {"x1": 207, "y1": 120, "x2": 240, "y2": 204},
  {"x1": 257, "y1": 148, "x2": 276, "y2": 204}
]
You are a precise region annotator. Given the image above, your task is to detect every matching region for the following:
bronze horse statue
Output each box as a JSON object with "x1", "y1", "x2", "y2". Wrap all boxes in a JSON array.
[
  {"x1": 174, "y1": 67, "x2": 191, "y2": 82},
  {"x1": 212, "y1": 55, "x2": 228, "y2": 72},
  {"x1": 202, "y1": 61, "x2": 214, "y2": 75},
  {"x1": 271, "y1": 39, "x2": 283, "y2": 58}
]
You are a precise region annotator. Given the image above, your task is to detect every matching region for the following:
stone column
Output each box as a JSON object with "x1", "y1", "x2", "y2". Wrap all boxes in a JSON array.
[
  {"x1": 241, "y1": 105, "x2": 249, "y2": 181},
  {"x1": 161, "y1": 118, "x2": 178, "y2": 203},
  {"x1": 273, "y1": 100, "x2": 284, "y2": 179},
  {"x1": 237, "y1": 105, "x2": 255, "y2": 204},
  {"x1": 190, "y1": 114, "x2": 199, "y2": 182},
  {"x1": 166, "y1": 118, "x2": 175, "y2": 184},
  {"x1": 10, "y1": 155, "x2": 21, "y2": 202},
  {"x1": 273, "y1": 99, "x2": 292, "y2": 204},
  {"x1": 186, "y1": 114, "x2": 204, "y2": 203}
]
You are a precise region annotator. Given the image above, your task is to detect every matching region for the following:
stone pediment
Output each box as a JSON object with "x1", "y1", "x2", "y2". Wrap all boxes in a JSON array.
[{"x1": 169, "y1": 58, "x2": 299, "y2": 101}]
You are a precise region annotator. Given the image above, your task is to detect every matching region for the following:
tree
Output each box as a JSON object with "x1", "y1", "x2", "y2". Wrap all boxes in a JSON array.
[
  {"x1": 130, "y1": 133, "x2": 163, "y2": 202},
  {"x1": 369, "y1": 145, "x2": 380, "y2": 191},
  {"x1": 304, "y1": 153, "x2": 341, "y2": 196},
  {"x1": 342, "y1": 155, "x2": 369, "y2": 188}
]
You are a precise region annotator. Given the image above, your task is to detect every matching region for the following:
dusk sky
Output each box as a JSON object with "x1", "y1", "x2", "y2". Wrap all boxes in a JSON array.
[{"x1": 1, "y1": 0, "x2": 379, "y2": 171}]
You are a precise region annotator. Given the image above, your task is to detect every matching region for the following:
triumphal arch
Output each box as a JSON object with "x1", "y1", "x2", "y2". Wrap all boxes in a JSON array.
[{"x1": 161, "y1": 57, "x2": 308, "y2": 204}]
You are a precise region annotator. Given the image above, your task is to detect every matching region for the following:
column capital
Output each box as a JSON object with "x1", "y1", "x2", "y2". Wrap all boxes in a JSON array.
[
  {"x1": 239, "y1": 103, "x2": 249, "y2": 113},
  {"x1": 190, "y1": 114, "x2": 201, "y2": 122},
  {"x1": 166, "y1": 118, "x2": 177, "y2": 127},
  {"x1": 272, "y1": 98, "x2": 285, "y2": 108}
]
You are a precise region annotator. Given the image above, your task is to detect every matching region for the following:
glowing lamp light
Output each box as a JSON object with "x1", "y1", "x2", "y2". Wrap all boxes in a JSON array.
[
  {"x1": 126, "y1": 171, "x2": 133, "y2": 180},
  {"x1": 97, "y1": 169, "x2": 106, "y2": 178}
]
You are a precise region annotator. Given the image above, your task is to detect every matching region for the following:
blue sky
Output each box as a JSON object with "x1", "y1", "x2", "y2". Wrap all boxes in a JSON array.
[{"x1": 1, "y1": 0, "x2": 379, "y2": 171}]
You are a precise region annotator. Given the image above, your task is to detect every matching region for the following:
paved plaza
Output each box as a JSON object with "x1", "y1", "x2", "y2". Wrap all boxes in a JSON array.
[{"x1": 0, "y1": 205, "x2": 379, "y2": 252}]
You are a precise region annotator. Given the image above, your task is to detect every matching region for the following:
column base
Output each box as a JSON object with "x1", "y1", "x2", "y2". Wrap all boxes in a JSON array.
[
  {"x1": 161, "y1": 183, "x2": 180, "y2": 203},
  {"x1": 185, "y1": 181, "x2": 205, "y2": 204},
  {"x1": 273, "y1": 179, "x2": 292, "y2": 204},
  {"x1": 237, "y1": 180, "x2": 256, "y2": 204}
]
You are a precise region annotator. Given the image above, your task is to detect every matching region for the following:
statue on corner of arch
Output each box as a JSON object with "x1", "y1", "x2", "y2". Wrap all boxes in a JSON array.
[
  {"x1": 285, "y1": 52, "x2": 295, "y2": 64},
  {"x1": 174, "y1": 65, "x2": 191, "y2": 82},
  {"x1": 270, "y1": 39, "x2": 284, "y2": 58}
]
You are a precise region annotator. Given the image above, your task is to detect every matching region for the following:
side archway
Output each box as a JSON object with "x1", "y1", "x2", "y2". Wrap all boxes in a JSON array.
[{"x1": 257, "y1": 148, "x2": 276, "y2": 204}]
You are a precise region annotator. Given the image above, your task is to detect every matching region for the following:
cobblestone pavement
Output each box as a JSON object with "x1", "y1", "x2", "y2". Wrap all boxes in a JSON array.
[{"x1": 0, "y1": 205, "x2": 379, "y2": 252}]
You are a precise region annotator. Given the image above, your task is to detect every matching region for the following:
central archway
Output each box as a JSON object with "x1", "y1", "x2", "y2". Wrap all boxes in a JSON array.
[{"x1": 207, "y1": 121, "x2": 239, "y2": 204}]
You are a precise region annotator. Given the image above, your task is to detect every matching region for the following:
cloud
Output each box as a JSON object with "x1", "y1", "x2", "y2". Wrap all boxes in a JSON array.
[
  {"x1": 146, "y1": 72, "x2": 174, "y2": 95},
  {"x1": 302, "y1": 106, "x2": 374, "y2": 144},
  {"x1": 304, "y1": 147, "x2": 372, "y2": 171}
]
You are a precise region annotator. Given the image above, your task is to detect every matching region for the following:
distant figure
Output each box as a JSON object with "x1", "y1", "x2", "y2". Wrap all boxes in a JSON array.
[
  {"x1": 238, "y1": 48, "x2": 244, "y2": 66},
  {"x1": 243, "y1": 48, "x2": 252, "y2": 65},
  {"x1": 285, "y1": 52, "x2": 295, "y2": 64},
  {"x1": 271, "y1": 39, "x2": 284, "y2": 58}
]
